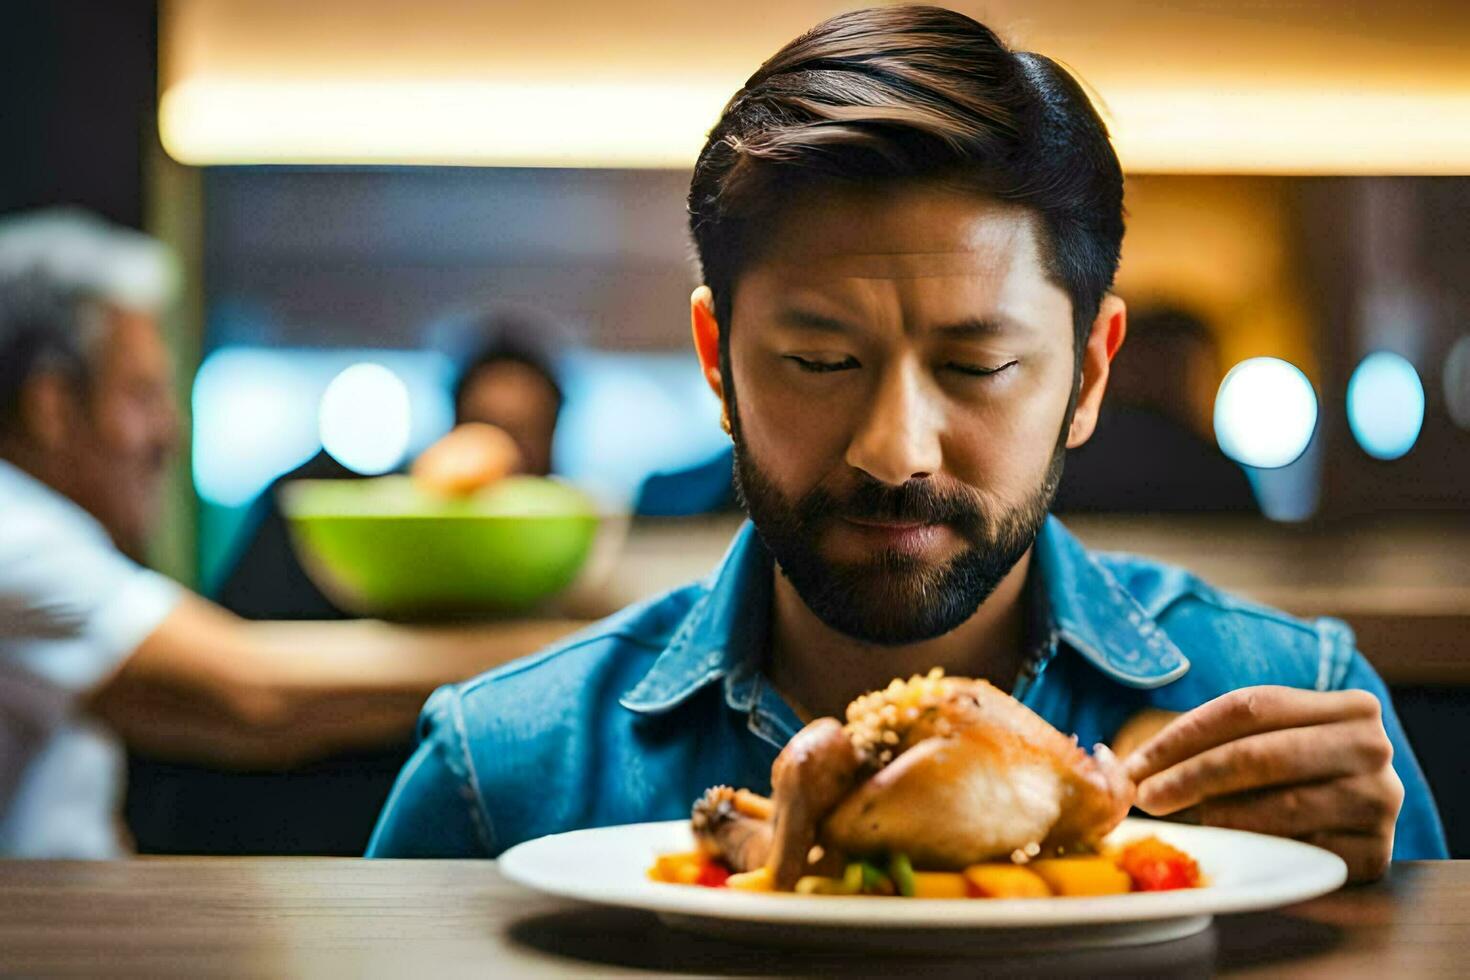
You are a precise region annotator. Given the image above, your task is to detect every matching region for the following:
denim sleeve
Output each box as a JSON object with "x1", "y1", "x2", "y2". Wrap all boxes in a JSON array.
[
  {"x1": 365, "y1": 686, "x2": 496, "y2": 858},
  {"x1": 1335, "y1": 650, "x2": 1449, "y2": 860}
]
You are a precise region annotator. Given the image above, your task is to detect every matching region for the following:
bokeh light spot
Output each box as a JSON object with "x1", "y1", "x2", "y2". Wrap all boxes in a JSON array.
[
  {"x1": 1444, "y1": 336, "x2": 1470, "y2": 431},
  {"x1": 319, "y1": 363, "x2": 412, "y2": 474},
  {"x1": 1213, "y1": 357, "x2": 1318, "y2": 469},
  {"x1": 1347, "y1": 352, "x2": 1425, "y2": 461}
]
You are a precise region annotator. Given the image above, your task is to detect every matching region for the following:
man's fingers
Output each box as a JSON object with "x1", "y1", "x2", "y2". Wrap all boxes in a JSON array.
[
  {"x1": 1134, "y1": 720, "x2": 1393, "y2": 815},
  {"x1": 1301, "y1": 831, "x2": 1395, "y2": 884},
  {"x1": 1111, "y1": 709, "x2": 1181, "y2": 760},
  {"x1": 1125, "y1": 686, "x2": 1382, "y2": 783},
  {"x1": 1193, "y1": 772, "x2": 1402, "y2": 839}
]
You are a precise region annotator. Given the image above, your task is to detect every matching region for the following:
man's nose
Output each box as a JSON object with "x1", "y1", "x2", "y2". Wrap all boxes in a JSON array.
[{"x1": 844, "y1": 357, "x2": 944, "y2": 486}]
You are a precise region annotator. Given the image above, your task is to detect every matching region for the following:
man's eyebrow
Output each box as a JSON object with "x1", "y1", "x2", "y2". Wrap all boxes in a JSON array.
[
  {"x1": 930, "y1": 317, "x2": 1025, "y2": 339},
  {"x1": 774, "y1": 311, "x2": 1029, "y2": 338},
  {"x1": 774, "y1": 309, "x2": 860, "y2": 335}
]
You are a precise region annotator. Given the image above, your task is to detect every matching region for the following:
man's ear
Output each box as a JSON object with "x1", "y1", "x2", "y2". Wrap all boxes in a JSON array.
[
  {"x1": 1066, "y1": 294, "x2": 1127, "y2": 449},
  {"x1": 16, "y1": 373, "x2": 75, "y2": 452},
  {"x1": 690, "y1": 285, "x2": 725, "y2": 404}
]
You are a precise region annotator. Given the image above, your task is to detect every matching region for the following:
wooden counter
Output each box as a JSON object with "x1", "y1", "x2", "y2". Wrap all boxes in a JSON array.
[{"x1": 0, "y1": 857, "x2": 1464, "y2": 977}]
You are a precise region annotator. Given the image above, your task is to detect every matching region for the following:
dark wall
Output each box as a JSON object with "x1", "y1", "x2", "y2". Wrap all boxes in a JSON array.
[
  {"x1": 0, "y1": 0, "x2": 157, "y2": 228},
  {"x1": 1297, "y1": 179, "x2": 1470, "y2": 518},
  {"x1": 203, "y1": 166, "x2": 697, "y2": 353},
  {"x1": 1391, "y1": 687, "x2": 1470, "y2": 859}
]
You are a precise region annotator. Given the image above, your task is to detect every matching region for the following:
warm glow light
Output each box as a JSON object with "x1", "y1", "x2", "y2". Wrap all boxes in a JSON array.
[
  {"x1": 157, "y1": 76, "x2": 1470, "y2": 173},
  {"x1": 319, "y1": 363, "x2": 413, "y2": 475},
  {"x1": 1347, "y1": 352, "x2": 1425, "y2": 461},
  {"x1": 1214, "y1": 357, "x2": 1318, "y2": 469},
  {"x1": 1102, "y1": 87, "x2": 1470, "y2": 175},
  {"x1": 160, "y1": 79, "x2": 730, "y2": 168}
]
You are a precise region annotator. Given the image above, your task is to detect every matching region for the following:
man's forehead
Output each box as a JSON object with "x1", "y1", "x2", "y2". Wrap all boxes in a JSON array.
[
  {"x1": 749, "y1": 184, "x2": 1044, "y2": 283},
  {"x1": 99, "y1": 305, "x2": 170, "y2": 371},
  {"x1": 103, "y1": 305, "x2": 160, "y2": 338},
  {"x1": 758, "y1": 248, "x2": 1030, "y2": 283}
]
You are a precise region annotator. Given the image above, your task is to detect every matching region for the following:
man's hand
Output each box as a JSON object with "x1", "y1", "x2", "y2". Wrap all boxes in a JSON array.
[{"x1": 1123, "y1": 686, "x2": 1404, "y2": 883}]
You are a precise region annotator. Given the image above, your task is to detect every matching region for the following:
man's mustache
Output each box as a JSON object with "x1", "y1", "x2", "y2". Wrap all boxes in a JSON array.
[{"x1": 807, "y1": 475, "x2": 986, "y2": 532}]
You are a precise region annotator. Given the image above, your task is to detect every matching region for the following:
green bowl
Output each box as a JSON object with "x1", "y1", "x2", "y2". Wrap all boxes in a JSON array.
[{"x1": 281, "y1": 475, "x2": 600, "y2": 618}]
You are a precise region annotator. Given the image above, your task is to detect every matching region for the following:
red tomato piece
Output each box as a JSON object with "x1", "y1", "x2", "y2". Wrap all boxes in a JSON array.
[
  {"x1": 1117, "y1": 837, "x2": 1201, "y2": 892},
  {"x1": 695, "y1": 861, "x2": 732, "y2": 888}
]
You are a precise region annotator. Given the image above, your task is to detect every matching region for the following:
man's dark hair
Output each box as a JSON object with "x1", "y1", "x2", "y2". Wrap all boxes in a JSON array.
[
  {"x1": 451, "y1": 308, "x2": 565, "y2": 420},
  {"x1": 688, "y1": 5, "x2": 1125, "y2": 395},
  {"x1": 0, "y1": 274, "x2": 102, "y2": 435}
]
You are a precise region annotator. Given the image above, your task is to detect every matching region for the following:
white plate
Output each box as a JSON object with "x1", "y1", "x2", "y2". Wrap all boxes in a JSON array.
[{"x1": 500, "y1": 817, "x2": 1347, "y2": 953}]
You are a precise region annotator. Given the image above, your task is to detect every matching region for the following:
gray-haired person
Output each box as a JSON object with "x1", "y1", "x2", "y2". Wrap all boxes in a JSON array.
[{"x1": 0, "y1": 210, "x2": 577, "y2": 856}]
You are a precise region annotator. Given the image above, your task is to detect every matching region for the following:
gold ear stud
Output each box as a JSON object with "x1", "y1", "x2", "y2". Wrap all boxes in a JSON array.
[{"x1": 720, "y1": 414, "x2": 733, "y2": 436}]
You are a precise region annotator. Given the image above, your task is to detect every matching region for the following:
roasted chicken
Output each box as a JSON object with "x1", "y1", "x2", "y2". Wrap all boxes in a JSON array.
[{"x1": 692, "y1": 670, "x2": 1134, "y2": 890}]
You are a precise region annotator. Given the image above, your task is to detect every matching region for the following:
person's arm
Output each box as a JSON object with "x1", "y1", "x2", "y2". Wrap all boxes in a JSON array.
[{"x1": 87, "y1": 592, "x2": 585, "y2": 770}]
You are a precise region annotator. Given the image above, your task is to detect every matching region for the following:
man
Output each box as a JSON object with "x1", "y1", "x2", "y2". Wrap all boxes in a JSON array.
[
  {"x1": 218, "y1": 308, "x2": 567, "y2": 620},
  {"x1": 0, "y1": 211, "x2": 578, "y2": 856},
  {"x1": 368, "y1": 7, "x2": 1445, "y2": 878}
]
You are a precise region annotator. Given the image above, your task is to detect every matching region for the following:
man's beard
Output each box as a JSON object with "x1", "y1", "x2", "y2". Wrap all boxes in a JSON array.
[{"x1": 732, "y1": 433, "x2": 1064, "y2": 646}]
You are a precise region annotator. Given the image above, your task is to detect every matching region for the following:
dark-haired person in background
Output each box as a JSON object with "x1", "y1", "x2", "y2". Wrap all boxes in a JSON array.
[
  {"x1": 0, "y1": 211, "x2": 579, "y2": 856},
  {"x1": 451, "y1": 312, "x2": 564, "y2": 478},
  {"x1": 369, "y1": 6, "x2": 1444, "y2": 878},
  {"x1": 1053, "y1": 306, "x2": 1258, "y2": 513},
  {"x1": 218, "y1": 309, "x2": 566, "y2": 620}
]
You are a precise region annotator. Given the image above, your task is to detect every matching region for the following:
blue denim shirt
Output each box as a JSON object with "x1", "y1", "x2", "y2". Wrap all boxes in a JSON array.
[{"x1": 367, "y1": 517, "x2": 1447, "y2": 860}]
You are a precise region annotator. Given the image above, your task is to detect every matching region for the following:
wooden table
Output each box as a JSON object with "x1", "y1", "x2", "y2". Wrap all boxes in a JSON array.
[{"x1": 0, "y1": 858, "x2": 1466, "y2": 977}]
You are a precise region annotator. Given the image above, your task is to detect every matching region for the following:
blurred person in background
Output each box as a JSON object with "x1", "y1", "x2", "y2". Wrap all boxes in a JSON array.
[
  {"x1": 0, "y1": 210, "x2": 577, "y2": 857},
  {"x1": 450, "y1": 311, "x2": 564, "y2": 478},
  {"x1": 1052, "y1": 305, "x2": 1258, "y2": 512},
  {"x1": 218, "y1": 309, "x2": 566, "y2": 620}
]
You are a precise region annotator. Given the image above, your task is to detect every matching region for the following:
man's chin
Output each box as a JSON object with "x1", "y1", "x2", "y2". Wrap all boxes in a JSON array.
[
  {"x1": 787, "y1": 563, "x2": 971, "y2": 645},
  {"x1": 809, "y1": 600, "x2": 971, "y2": 647}
]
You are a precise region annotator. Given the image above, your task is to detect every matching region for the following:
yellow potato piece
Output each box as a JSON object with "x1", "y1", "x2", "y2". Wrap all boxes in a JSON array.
[
  {"x1": 911, "y1": 872, "x2": 970, "y2": 899},
  {"x1": 1028, "y1": 857, "x2": 1132, "y2": 896},
  {"x1": 963, "y1": 864, "x2": 1053, "y2": 898},
  {"x1": 650, "y1": 851, "x2": 705, "y2": 885},
  {"x1": 726, "y1": 867, "x2": 775, "y2": 892}
]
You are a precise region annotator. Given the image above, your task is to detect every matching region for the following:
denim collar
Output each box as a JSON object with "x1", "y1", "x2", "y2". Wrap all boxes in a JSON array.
[
  {"x1": 619, "y1": 515, "x2": 1188, "y2": 719},
  {"x1": 619, "y1": 523, "x2": 778, "y2": 716},
  {"x1": 1031, "y1": 515, "x2": 1190, "y2": 688}
]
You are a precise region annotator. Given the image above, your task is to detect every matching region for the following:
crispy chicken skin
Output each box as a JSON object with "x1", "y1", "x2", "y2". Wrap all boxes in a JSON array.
[
  {"x1": 690, "y1": 671, "x2": 1136, "y2": 887},
  {"x1": 767, "y1": 717, "x2": 863, "y2": 887},
  {"x1": 691, "y1": 786, "x2": 773, "y2": 872},
  {"x1": 822, "y1": 725, "x2": 1068, "y2": 869}
]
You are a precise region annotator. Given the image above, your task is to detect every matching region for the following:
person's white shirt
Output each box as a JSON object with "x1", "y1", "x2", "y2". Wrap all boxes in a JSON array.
[{"x1": 0, "y1": 458, "x2": 181, "y2": 856}]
